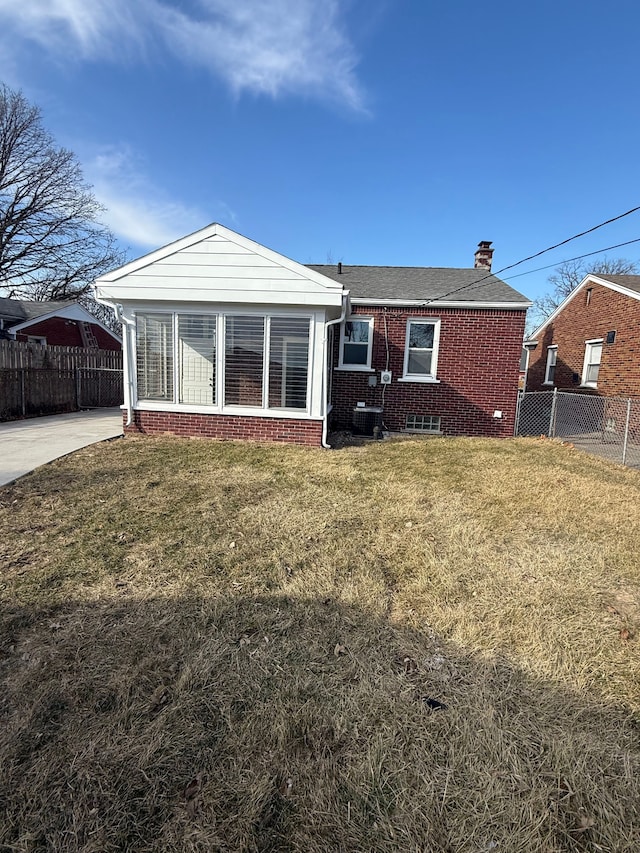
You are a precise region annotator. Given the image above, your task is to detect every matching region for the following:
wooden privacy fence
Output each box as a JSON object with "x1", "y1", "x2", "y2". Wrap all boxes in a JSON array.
[
  {"x1": 0, "y1": 366, "x2": 123, "y2": 422},
  {"x1": 0, "y1": 339, "x2": 122, "y2": 370}
]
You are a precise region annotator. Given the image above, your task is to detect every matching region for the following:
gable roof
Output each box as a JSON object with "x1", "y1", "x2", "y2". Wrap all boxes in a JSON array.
[
  {"x1": 590, "y1": 274, "x2": 640, "y2": 294},
  {"x1": 0, "y1": 298, "x2": 74, "y2": 322},
  {"x1": 94, "y1": 222, "x2": 345, "y2": 309},
  {"x1": 307, "y1": 265, "x2": 530, "y2": 306},
  {"x1": 528, "y1": 273, "x2": 640, "y2": 341},
  {"x1": 3, "y1": 300, "x2": 122, "y2": 343}
]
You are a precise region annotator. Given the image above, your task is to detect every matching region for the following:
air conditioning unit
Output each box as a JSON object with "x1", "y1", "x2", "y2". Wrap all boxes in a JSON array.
[
  {"x1": 352, "y1": 406, "x2": 383, "y2": 437},
  {"x1": 380, "y1": 371, "x2": 392, "y2": 384}
]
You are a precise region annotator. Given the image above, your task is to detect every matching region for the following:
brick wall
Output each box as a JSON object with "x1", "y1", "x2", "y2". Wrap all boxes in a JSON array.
[
  {"x1": 125, "y1": 410, "x2": 324, "y2": 446},
  {"x1": 331, "y1": 305, "x2": 526, "y2": 437},
  {"x1": 527, "y1": 284, "x2": 640, "y2": 396},
  {"x1": 15, "y1": 318, "x2": 121, "y2": 350}
]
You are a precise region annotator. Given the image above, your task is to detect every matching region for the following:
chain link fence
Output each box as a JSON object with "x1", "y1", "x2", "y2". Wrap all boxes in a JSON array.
[{"x1": 515, "y1": 390, "x2": 640, "y2": 469}]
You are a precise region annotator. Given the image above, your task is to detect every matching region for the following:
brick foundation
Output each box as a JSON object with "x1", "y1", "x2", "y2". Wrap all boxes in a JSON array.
[{"x1": 124, "y1": 410, "x2": 324, "y2": 446}]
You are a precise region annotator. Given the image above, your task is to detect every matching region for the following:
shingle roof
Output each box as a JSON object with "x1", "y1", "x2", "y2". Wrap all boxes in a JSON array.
[
  {"x1": 0, "y1": 298, "x2": 72, "y2": 323},
  {"x1": 592, "y1": 274, "x2": 640, "y2": 294},
  {"x1": 306, "y1": 265, "x2": 530, "y2": 304}
]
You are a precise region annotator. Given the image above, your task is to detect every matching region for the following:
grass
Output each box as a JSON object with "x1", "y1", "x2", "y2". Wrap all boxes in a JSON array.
[{"x1": 1, "y1": 434, "x2": 639, "y2": 852}]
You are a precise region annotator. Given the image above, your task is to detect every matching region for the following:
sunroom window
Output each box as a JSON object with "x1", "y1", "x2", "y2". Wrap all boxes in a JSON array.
[
  {"x1": 268, "y1": 317, "x2": 310, "y2": 410},
  {"x1": 224, "y1": 315, "x2": 265, "y2": 407},
  {"x1": 178, "y1": 315, "x2": 216, "y2": 405},
  {"x1": 136, "y1": 312, "x2": 310, "y2": 413},
  {"x1": 136, "y1": 313, "x2": 173, "y2": 401}
]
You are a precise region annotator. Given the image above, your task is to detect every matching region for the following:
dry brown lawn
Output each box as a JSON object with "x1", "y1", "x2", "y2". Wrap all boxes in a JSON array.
[{"x1": 1, "y1": 434, "x2": 639, "y2": 852}]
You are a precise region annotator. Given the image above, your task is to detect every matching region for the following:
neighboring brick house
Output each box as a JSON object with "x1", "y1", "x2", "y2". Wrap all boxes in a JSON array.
[
  {"x1": 0, "y1": 298, "x2": 121, "y2": 350},
  {"x1": 525, "y1": 274, "x2": 640, "y2": 397},
  {"x1": 93, "y1": 224, "x2": 531, "y2": 447}
]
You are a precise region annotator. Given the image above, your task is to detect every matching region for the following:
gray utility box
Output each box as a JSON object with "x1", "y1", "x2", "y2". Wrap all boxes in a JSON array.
[{"x1": 352, "y1": 406, "x2": 384, "y2": 437}]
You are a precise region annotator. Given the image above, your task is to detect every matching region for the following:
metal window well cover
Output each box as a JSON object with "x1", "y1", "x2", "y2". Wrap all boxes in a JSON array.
[{"x1": 352, "y1": 406, "x2": 384, "y2": 436}]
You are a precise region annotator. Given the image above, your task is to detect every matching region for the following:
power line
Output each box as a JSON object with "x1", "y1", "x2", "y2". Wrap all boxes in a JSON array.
[
  {"x1": 422, "y1": 204, "x2": 640, "y2": 304},
  {"x1": 495, "y1": 204, "x2": 640, "y2": 276},
  {"x1": 502, "y1": 237, "x2": 640, "y2": 281}
]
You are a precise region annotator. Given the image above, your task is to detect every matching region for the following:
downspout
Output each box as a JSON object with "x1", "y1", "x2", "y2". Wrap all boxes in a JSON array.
[
  {"x1": 321, "y1": 293, "x2": 348, "y2": 448},
  {"x1": 94, "y1": 292, "x2": 135, "y2": 427}
]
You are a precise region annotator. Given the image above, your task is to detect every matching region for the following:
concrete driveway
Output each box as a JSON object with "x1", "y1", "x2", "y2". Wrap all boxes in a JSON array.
[{"x1": 0, "y1": 408, "x2": 123, "y2": 487}]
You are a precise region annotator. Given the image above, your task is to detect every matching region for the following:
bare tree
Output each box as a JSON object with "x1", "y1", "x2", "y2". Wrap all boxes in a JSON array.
[
  {"x1": 0, "y1": 84, "x2": 126, "y2": 321},
  {"x1": 528, "y1": 256, "x2": 639, "y2": 333}
]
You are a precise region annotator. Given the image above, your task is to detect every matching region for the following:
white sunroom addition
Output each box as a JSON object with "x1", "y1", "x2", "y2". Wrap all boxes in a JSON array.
[{"x1": 93, "y1": 223, "x2": 347, "y2": 438}]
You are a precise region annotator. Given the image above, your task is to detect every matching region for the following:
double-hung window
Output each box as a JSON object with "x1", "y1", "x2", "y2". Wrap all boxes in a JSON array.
[
  {"x1": 402, "y1": 319, "x2": 440, "y2": 381},
  {"x1": 544, "y1": 346, "x2": 557, "y2": 385},
  {"x1": 582, "y1": 339, "x2": 602, "y2": 387},
  {"x1": 339, "y1": 318, "x2": 373, "y2": 369}
]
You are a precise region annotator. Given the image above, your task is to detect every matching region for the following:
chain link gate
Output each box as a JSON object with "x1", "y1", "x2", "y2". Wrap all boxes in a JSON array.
[{"x1": 515, "y1": 389, "x2": 640, "y2": 469}]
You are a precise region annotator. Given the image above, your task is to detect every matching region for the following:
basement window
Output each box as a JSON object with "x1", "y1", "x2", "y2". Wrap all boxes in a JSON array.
[{"x1": 405, "y1": 414, "x2": 441, "y2": 433}]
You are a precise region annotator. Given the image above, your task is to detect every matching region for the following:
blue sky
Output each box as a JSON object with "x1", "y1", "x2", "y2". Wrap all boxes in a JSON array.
[{"x1": 1, "y1": 0, "x2": 639, "y2": 303}]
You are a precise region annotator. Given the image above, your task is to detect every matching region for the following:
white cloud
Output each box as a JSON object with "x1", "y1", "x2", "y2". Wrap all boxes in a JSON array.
[
  {"x1": 86, "y1": 146, "x2": 215, "y2": 249},
  {"x1": 0, "y1": 0, "x2": 145, "y2": 60},
  {"x1": 0, "y1": 0, "x2": 365, "y2": 110}
]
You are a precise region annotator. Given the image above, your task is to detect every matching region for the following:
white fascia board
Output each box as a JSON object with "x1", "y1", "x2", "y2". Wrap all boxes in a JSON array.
[
  {"x1": 94, "y1": 284, "x2": 343, "y2": 308},
  {"x1": 350, "y1": 297, "x2": 532, "y2": 310},
  {"x1": 9, "y1": 303, "x2": 122, "y2": 343},
  {"x1": 586, "y1": 274, "x2": 640, "y2": 301},
  {"x1": 529, "y1": 274, "x2": 640, "y2": 340},
  {"x1": 95, "y1": 222, "x2": 344, "y2": 294}
]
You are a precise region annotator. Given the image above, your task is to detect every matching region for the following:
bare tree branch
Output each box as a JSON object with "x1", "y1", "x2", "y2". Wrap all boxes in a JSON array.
[
  {"x1": 0, "y1": 83, "x2": 126, "y2": 332},
  {"x1": 527, "y1": 256, "x2": 639, "y2": 334}
]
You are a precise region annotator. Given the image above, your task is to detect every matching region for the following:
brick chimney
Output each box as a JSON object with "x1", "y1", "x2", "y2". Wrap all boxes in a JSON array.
[{"x1": 474, "y1": 240, "x2": 493, "y2": 271}]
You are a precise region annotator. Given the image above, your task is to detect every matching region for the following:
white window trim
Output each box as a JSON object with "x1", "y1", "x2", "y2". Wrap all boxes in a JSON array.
[
  {"x1": 400, "y1": 318, "x2": 441, "y2": 382},
  {"x1": 580, "y1": 338, "x2": 603, "y2": 388},
  {"x1": 543, "y1": 345, "x2": 557, "y2": 386},
  {"x1": 133, "y1": 308, "x2": 314, "y2": 417},
  {"x1": 338, "y1": 316, "x2": 374, "y2": 371}
]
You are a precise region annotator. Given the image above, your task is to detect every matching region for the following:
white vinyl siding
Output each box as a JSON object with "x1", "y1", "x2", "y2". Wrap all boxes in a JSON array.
[
  {"x1": 402, "y1": 319, "x2": 441, "y2": 381},
  {"x1": 582, "y1": 340, "x2": 602, "y2": 387},
  {"x1": 339, "y1": 318, "x2": 373, "y2": 369},
  {"x1": 136, "y1": 314, "x2": 173, "y2": 401},
  {"x1": 544, "y1": 346, "x2": 557, "y2": 385},
  {"x1": 103, "y1": 230, "x2": 344, "y2": 307}
]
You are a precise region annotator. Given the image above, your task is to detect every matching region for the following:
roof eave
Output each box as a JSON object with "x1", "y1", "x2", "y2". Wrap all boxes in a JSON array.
[{"x1": 350, "y1": 297, "x2": 532, "y2": 310}]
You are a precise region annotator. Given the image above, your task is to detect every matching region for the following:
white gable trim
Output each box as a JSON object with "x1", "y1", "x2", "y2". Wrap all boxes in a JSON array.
[
  {"x1": 528, "y1": 274, "x2": 640, "y2": 341},
  {"x1": 96, "y1": 223, "x2": 343, "y2": 293},
  {"x1": 10, "y1": 303, "x2": 122, "y2": 343}
]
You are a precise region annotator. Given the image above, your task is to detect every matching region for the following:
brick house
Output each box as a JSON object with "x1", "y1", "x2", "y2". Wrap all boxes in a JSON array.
[
  {"x1": 525, "y1": 274, "x2": 640, "y2": 396},
  {"x1": 0, "y1": 298, "x2": 122, "y2": 350},
  {"x1": 93, "y1": 224, "x2": 530, "y2": 447}
]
